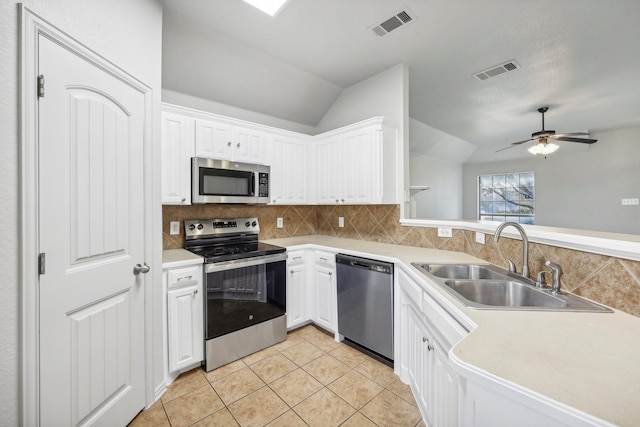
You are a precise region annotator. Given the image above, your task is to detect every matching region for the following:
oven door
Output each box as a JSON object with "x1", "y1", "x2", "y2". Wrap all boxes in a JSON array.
[{"x1": 204, "y1": 253, "x2": 286, "y2": 339}]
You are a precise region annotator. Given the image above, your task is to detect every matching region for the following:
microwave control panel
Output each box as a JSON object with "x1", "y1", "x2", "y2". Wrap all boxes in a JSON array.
[{"x1": 258, "y1": 172, "x2": 269, "y2": 197}]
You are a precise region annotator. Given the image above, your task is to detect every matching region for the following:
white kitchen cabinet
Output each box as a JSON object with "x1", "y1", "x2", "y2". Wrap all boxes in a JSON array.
[
  {"x1": 166, "y1": 265, "x2": 203, "y2": 373},
  {"x1": 286, "y1": 250, "x2": 310, "y2": 329},
  {"x1": 312, "y1": 250, "x2": 337, "y2": 333},
  {"x1": 161, "y1": 111, "x2": 194, "y2": 205},
  {"x1": 396, "y1": 268, "x2": 463, "y2": 427},
  {"x1": 268, "y1": 134, "x2": 309, "y2": 204},
  {"x1": 195, "y1": 118, "x2": 266, "y2": 164},
  {"x1": 161, "y1": 104, "x2": 400, "y2": 206},
  {"x1": 316, "y1": 136, "x2": 342, "y2": 204},
  {"x1": 316, "y1": 118, "x2": 397, "y2": 205}
]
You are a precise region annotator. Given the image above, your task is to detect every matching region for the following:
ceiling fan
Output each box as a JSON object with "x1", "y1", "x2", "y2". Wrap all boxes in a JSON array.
[{"x1": 496, "y1": 107, "x2": 598, "y2": 156}]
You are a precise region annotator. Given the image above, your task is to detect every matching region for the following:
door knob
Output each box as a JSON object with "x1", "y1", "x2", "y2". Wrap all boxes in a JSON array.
[{"x1": 133, "y1": 263, "x2": 150, "y2": 275}]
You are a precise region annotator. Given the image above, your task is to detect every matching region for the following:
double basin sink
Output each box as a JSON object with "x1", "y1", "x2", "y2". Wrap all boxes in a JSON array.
[{"x1": 412, "y1": 263, "x2": 611, "y2": 312}]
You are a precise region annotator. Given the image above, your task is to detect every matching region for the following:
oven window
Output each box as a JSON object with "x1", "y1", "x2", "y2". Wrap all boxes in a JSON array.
[
  {"x1": 206, "y1": 260, "x2": 285, "y2": 339},
  {"x1": 200, "y1": 168, "x2": 254, "y2": 196}
]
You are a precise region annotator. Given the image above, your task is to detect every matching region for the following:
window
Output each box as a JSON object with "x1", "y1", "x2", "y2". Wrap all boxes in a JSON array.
[{"x1": 478, "y1": 172, "x2": 534, "y2": 224}]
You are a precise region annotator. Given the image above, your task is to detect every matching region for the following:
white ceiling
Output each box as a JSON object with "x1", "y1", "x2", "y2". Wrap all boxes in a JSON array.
[{"x1": 161, "y1": 0, "x2": 640, "y2": 154}]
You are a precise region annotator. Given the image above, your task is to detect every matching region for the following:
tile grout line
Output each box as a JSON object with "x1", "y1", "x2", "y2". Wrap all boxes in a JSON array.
[{"x1": 149, "y1": 326, "x2": 421, "y2": 427}]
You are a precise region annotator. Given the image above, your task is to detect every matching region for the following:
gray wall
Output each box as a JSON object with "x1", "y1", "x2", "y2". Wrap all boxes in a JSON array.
[
  {"x1": 410, "y1": 154, "x2": 463, "y2": 219},
  {"x1": 462, "y1": 126, "x2": 640, "y2": 234},
  {"x1": 0, "y1": 1, "x2": 163, "y2": 424}
]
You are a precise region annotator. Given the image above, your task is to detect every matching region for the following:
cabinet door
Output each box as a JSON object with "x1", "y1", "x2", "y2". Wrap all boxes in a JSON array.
[
  {"x1": 287, "y1": 263, "x2": 307, "y2": 329},
  {"x1": 407, "y1": 304, "x2": 432, "y2": 417},
  {"x1": 234, "y1": 127, "x2": 266, "y2": 164},
  {"x1": 314, "y1": 265, "x2": 336, "y2": 332},
  {"x1": 167, "y1": 284, "x2": 203, "y2": 373},
  {"x1": 161, "y1": 111, "x2": 194, "y2": 204},
  {"x1": 195, "y1": 118, "x2": 233, "y2": 159},
  {"x1": 316, "y1": 137, "x2": 342, "y2": 204},
  {"x1": 342, "y1": 128, "x2": 373, "y2": 203},
  {"x1": 432, "y1": 344, "x2": 459, "y2": 427},
  {"x1": 269, "y1": 135, "x2": 308, "y2": 204}
]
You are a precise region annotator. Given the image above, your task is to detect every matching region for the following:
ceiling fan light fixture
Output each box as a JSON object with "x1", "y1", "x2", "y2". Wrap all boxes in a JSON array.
[{"x1": 528, "y1": 140, "x2": 559, "y2": 157}]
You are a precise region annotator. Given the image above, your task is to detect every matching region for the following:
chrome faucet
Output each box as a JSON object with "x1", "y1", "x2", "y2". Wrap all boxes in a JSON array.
[{"x1": 493, "y1": 222, "x2": 530, "y2": 279}]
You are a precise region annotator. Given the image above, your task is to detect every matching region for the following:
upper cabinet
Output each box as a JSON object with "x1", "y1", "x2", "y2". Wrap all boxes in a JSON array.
[
  {"x1": 161, "y1": 111, "x2": 194, "y2": 205},
  {"x1": 316, "y1": 118, "x2": 398, "y2": 205},
  {"x1": 160, "y1": 103, "x2": 399, "y2": 206},
  {"x1": 195, "y1": 118, "x2": 266, "y2": 164},
  {"x1": 268, "y1": 133, "x2": 310, "y2": 205}
]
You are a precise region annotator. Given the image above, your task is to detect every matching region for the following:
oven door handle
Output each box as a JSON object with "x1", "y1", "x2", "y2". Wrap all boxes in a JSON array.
[{"x1": 205, "y1": 252, "x2": 287, "y2": 273}]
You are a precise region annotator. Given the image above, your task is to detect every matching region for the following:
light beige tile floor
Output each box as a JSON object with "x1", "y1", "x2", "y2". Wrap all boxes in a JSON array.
[{"x1": 129, "y1": 324, "x2": 423, "y2": 427}]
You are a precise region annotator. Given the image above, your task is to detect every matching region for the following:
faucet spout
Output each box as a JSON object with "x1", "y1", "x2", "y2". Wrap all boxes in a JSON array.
[{"x1": 493, "y1": 222, "x2": 530, "y2": 279}]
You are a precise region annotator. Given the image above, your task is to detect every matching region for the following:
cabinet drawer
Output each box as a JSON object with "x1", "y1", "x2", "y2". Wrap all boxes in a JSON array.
[
  {"x1": 315, "y1": 250, "x2": 335, "y2": 266},
  {"x1": 167, "y1": 265, "x2": 201, "y2": 288},
  {"x1": 287, "y1": 250, "x2": 305, "y2": 265}
]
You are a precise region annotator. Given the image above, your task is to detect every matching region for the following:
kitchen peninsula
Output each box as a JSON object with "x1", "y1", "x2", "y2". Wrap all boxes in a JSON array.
[{"x1": 261, "y1": 235, "x2": 640, "y2": 427}]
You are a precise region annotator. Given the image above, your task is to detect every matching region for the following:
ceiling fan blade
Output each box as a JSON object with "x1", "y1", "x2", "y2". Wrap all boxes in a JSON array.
[
  {"x1": 555, "y1": 132, "x2": 590, "y2": 137},
  {"x1": 495, "y1": 144, "x2": 519, "y2": 153},
  {"x1": 551, "y1": 135, "x2": 598, "y2": 144},
  {"x1": 511, "y1": 138, "x2": 535, "y2": 146},
  {"x1": 495, "y1": 137, "x2": 534, "y2": 153}
]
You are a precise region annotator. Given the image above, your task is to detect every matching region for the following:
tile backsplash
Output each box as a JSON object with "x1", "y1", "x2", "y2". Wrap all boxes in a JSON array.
[{"x1": 163, "y1": 204, "x2": 640, "y2": 318}]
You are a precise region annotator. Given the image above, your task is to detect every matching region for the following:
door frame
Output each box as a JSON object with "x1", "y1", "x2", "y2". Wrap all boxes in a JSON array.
[{"x1": 20, "y1": 6, "x2": 157, "y2": 425}]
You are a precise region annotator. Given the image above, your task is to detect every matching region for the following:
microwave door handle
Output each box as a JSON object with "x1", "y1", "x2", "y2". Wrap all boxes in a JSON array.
[{"x1": 251, "y1": 172, "x2": 256, "y2": 196}]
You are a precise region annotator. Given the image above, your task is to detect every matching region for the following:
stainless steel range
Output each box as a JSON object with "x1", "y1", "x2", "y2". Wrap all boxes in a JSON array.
[{"x1": 184, "y1": 217, "x2": 287, "y2": 371}]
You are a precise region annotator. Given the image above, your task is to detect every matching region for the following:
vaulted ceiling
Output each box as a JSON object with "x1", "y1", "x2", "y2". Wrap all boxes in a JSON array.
[{"x1": 162, "y1": 0, "x2": 640, "y2": 155}]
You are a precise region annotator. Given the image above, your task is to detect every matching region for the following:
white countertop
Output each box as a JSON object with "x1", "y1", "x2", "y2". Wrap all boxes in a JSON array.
[
  {"x1": 264, "y1": 235, "x2": 640, "y2": 426},
  {"x1": 162, "y1": 248, "x2": 204, "y2": 269}
]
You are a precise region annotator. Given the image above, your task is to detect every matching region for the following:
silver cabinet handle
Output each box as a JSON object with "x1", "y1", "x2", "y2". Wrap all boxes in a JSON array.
[
  {"x1": 290, "y1": 270, "x2": 294, "y2": 274},
  {"x1": 193, "y1": 289, "x2": 198, "y2": 295},
  {"x1": 227, "y1": 141, "x2": 232, "y2": 147},
  {"x1": 133, "y1": 263, "x2": 150, "y2": 275},
  {"x1": 237, "y1": 142, "x2": 241, "y2": 148},
  {"x1": 181, "y1": 197, "x2": 186, "y2": 202},
  {"x1": 422, "y1": 336, "x2": 434, "y2": 351}
]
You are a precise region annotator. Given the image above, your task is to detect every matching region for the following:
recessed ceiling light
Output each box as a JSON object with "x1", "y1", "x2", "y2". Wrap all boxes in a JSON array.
[{"x1": 242, "y1": 0, "x2": 291, "y2": 17}]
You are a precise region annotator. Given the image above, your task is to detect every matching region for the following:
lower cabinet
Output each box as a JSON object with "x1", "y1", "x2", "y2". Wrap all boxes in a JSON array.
[
  {"x1": 165, "y1": 265, "x2": 203, "y2": 373},
  {"x1": 313, "y1": 251, "x2": 337, "y2": 333},
  {"x1": 286, "y1": 250, "x2": 308, "y2": 329},
  {"x1": 284, "y1": 248, "x2": 338, "y2": 333},
  {"x1": 397, "y1": 268, "x2": 463, "y2": 427}
]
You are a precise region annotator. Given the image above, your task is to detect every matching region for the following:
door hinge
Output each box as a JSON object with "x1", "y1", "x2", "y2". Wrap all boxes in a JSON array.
[
  {"x1": 38, "y1": 252, "x2": 45, "y2": 275},
  {"x1": 37, "y1": 75, "x2": 45, "y2": 98}
]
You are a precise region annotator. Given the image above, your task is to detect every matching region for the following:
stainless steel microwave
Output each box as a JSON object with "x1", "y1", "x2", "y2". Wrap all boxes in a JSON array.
[{"x1": 192, "y1": 157, "x2": 270, "y2": 204}]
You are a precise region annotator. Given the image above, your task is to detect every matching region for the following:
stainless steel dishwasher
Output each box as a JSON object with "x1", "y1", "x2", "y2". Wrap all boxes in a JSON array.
[{"x1": 336, "y1": 254, "x2": 394, "y2": 361}]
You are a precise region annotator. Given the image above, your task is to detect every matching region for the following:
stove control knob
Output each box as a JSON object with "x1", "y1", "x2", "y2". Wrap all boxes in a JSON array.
[
  {"x1": 197, "y1": 223, "x2": 204, "y2": 230},
  {"x1": 251, "y1": 221, "x2": 257, "y2": 227},
  {"x1": 245, "y1": 221, "x2": 251, "y2": 228},
  {"x1": 188, "y1": 224, "x2": 196, "y2": 231}
]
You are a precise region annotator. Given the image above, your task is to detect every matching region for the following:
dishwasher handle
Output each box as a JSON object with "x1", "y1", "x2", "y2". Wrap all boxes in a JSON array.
[
  {"x1": 351, "y1": 261, "x2": 372, "y2": 269},
  {"x1": 336, "y1": 254, "x2": 393, "y2": 275}
]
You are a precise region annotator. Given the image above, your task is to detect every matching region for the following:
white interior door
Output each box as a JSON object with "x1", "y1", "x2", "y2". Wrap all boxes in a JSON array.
[{"x1": 37, "y1": 34, "x2": 146, "y2": 426}]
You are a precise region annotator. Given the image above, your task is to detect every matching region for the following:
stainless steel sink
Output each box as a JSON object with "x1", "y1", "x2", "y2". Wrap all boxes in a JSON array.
[
  {"x1": 416, "y1": 263, "x2": 506, "y2": 280},
  {"x1": 411, "y1": 262, "x2": 612, "y2": 312},
  {"x1": 444, "y1": 279, "x2": 567, "y2": 309}
]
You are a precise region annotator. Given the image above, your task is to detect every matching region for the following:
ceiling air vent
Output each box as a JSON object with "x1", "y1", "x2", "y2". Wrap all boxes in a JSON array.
[
  {"x1": 370, "y1": 8, "x2": 416, "y2": 37},
  {"x1": 474, "y1": 60, "x2": 520, "y2": 81}
]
